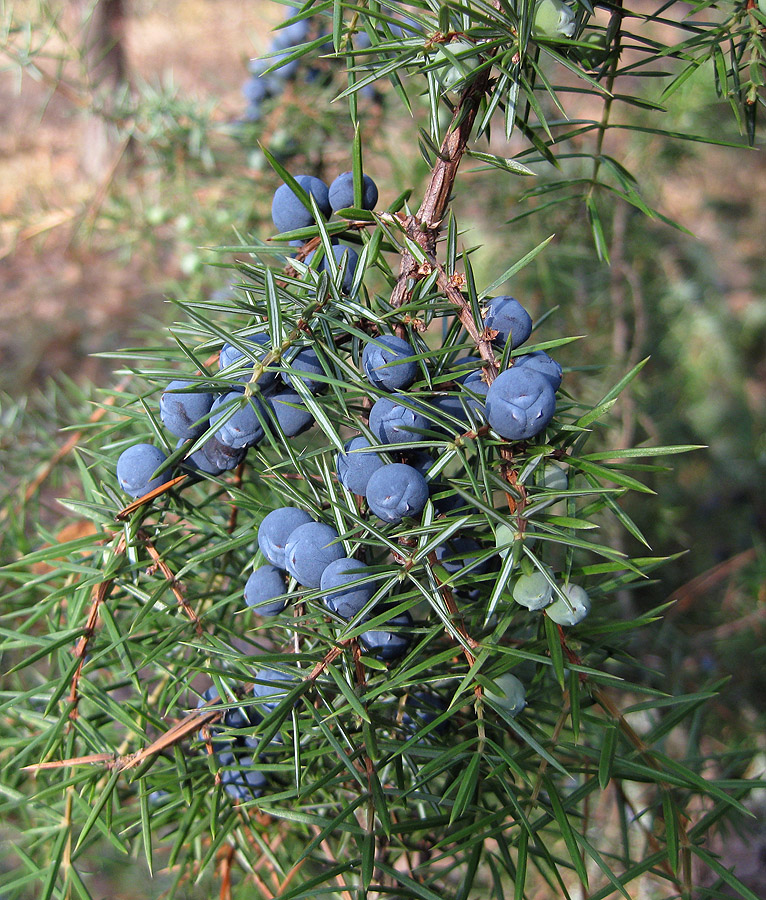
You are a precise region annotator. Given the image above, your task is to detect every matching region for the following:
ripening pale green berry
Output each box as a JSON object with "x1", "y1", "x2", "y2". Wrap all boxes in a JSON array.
[
  {"x1": 546, "y1": 584, "x2": 591, "y2": 626},
  {"x1": 533, "y1": 0, "x2": 576, "y2": 40},
  {"x1": 435, "y1": 40, "x2": 480, "y2": 92},
  {"x1": 542, "y1": 463, "x2": 568, "y2": 491},
  {"x1": 513, "y1": 570, "x2": 554, "y2": 610},
  {"x1": 485, "y1": 673, "x2": 526, "y2": 717}
]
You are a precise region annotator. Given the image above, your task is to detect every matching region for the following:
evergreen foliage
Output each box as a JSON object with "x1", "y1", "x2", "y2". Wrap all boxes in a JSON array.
[{"x1": 1, "y1": 2, "x2": 765, "y2": 899}]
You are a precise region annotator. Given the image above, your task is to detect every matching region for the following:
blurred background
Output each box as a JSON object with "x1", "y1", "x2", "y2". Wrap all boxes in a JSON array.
[{"x1": 1, "y1": 0, "x2": 764, "y2": 895}]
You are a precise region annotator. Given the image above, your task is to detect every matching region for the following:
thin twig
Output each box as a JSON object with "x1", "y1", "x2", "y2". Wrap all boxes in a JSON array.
[
  {"x1": 138, "y1": 529, "x2": 204, "y2": 635},
  {"x1": 68, "y1": 533, "x2": 127, "y2": 722}
]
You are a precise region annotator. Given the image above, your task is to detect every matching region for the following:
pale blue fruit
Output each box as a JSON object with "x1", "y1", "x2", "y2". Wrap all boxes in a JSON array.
[
  {"x1": 483, "y1": 296, "x2": 533, "y2": 349},
  {"x1": 284, "y1": 521, "x2": 344, "y2": 587},
  {"x1": 257, "y1": 506, "x2": 313, "y2": 569},
  {"x1": 513, "y1": 351, "x2": 563, "y2": 391},
  {"x1": 451, "y1": 356, "x2": 482, "y2": 383},
  {"x1": 360, "y1": 610, "x2": 413, "y2": 661},
  {"x1": 362, "y1": 335, "x2": 418, "y2": 391},
  {"x1": 328, "y1": 171, "x2": 379, "y2": 211},
  {"x1": 220, "y1": 758, "x2": 267, "y2": 801},
  {"x1": 368, "y1": 395, "x2": 431, "y2": 445},
  {"x1": 218, "y1": 334, "x2": 278, "y2": 390},
  {"x1": 252, "y1": 668, "x2": 299, "y2": 714},
  {"x1": 546, "y1": 584, "x2": 591, "y2": 626},
  {"x1": 117, "y1": 444, "x2": 172, "y2": 497},
  {"x1": 336, "y1": 436, "x2": 386, "y2": 495},
  {"x1": 244, "y1": 565, "x2": 289, "y2": 616},
  {"x1": 513, "y1": 571, "x2": 554, "y2": 610},
  {"x1": 210, "y1": 392, "x2": 267, "y2": 449},
  {"x1": 266, "y1": 389, "x2": 314, "y2": 437},
  {"x1": 366, "y1": 463, "x2": 429, "y2": 524},
  {"x1": 197, "y1": 436, "x2": 246, "y2": 473},
  {"x1": 485, "y1": 368, "x2": 556, "y2": 441},
  {"x1": 271, "y1": 174, "x2": 331, "y2": 232},
  {"x1": 431, "y1": 392, "x2": 485, "y2": 431},
  {"x1": 320, "y1": 557, "x2": 376, "y2": 619},
  {"x1": 160, "y1": 381, "x2": 214, "y2": 440},
  {"x1": 485, "y1": 673, "x2": 526, "y2": 717},
  {"x1": 283, "y1": 346, "x2": 326, "y2": 394}
]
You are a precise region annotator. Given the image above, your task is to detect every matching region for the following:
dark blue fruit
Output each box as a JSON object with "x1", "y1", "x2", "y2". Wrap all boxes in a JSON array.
[
  {"x1": 336, "y1": 436, "x2": 386, "y2": 495},
  {"x1": 431, "y1": 393, "x2": 484, "y2": 432},
  {"x1": 484, "y1": 296, "x2": 533, "y2": 349},
  {"x1": 244, "y1": 565, "x2": 289, "y2": 616},
  {"x1": 195, "y1": 436, "x2": 246, "y2": 474},
  {"x1": 117, "y1": 444, "x2": 172, "y2": 497},
  {"x1": 320, "y1": 557, "x2": 377, "y2": 619},
  {"x1": 220, "y1": 758, "x2": 267, "y2": 800},
  {"x1": 219, "y1": 333, "x2": 279, "y2": 390},
  {"x1": 328, "y1": 171, "x2": 379, "y2": 211},
  {"x1": 435, "y1": 536, "x2": 492, "y2": 578},
  {"x1": 405, "y1": 451, "x2": 435, "y2": 478},
  {"x1": 513, "y1": 350, "x2": 563, "y2": 391},
  {"x1": 210, "y1": 392, "x2": 267, "y2": 449},
  {"x1": 362, "y1": 335, "x2": 418, "y2": 391},
  {"x1": 257, "y1": 507, "x2": 313, "y2": 569},
  {"x1": 366, "y1": 463, "x2": 429, "y2": 524},
  {"x1": 160, "y1": 380, "x2": 214, "y2": 441},
  {"x1": 401, "y1": 691, "x2": 448, "y2": 735},
  {"x1": 196, "y1": 686, "x2": 256, "y2": 746},
  {"x1": 266, "y1": 389, "x2": 315, "y2": 437},
  {"x1": 284, "y1": 521, "x2": 344, "y2": 587},
  {"x1": 451, "y1": 355, "x2": 482, "y2": 383},
  {"x1": 271, "y1": 174, "x2": 331, "y2": 233},
  {"x1": 305, "y1": 244, "x2": 359, "y2": 293},
  {"x1": 485, "y1": 368, "x2": 556, "y2": 441},
  {"x1": 252, "y1": 668, "x2": 299, "y2": 714},
  {"x1": 360, "y1": 610, "x2": 413, "y2": 661},
  {"x1": 283, "y1": 346, "x2": 326, "y2": 394},
  {"x1": 368, "y1": 395, "x2": 431, "y2": 445}
]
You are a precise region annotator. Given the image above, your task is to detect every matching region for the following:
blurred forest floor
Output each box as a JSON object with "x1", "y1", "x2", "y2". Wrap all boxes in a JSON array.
[{"x1": 0, "y1": 1, "x2": 765, "y2": 894}]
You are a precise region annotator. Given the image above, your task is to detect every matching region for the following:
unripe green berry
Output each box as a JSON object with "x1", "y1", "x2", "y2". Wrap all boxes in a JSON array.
[
  {"x1": 485, "y1": 673, "x2": 526, "y2": 717},
  {"x1": 513, "y1": 570, "x2": 554, "y2": 610},
  {"x1": 533, "y1": 0, "x2": 576, "y2": 40}
]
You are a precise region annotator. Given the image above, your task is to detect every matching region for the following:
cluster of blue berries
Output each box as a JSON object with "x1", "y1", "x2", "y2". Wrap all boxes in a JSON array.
[
  {"x1": 240, "y1": 7, "x2": 381, "y2": 127},
  {"x1": 196, "y1": 670, "x2": 296, "y2": 800},
  {"x1": 248, "y1": 506, "x2": 411, "y2": 660},
  {"x1": 114, "y1": 165, "x2": 598, "y2": 802},
  {"x1": 114, "y1": 168, "x2": 385, "y2": 498},
  {"x1": 272, "y1": 169, "x2": 379, "y2": 295},
  {"x1": 333, "y1": 295, "x2": 562, "y2": 533},
  {"x1": 115, "y1": 336, "x2": 326, "y2": 497},
  {"x1": 240, "y1": 7, "x2": 311, "y2": 123}
]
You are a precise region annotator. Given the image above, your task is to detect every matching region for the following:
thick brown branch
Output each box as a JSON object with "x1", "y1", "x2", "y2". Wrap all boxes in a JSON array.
[{"x1": 391, "y1": 23, "x2": 501, "y2": 314}]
